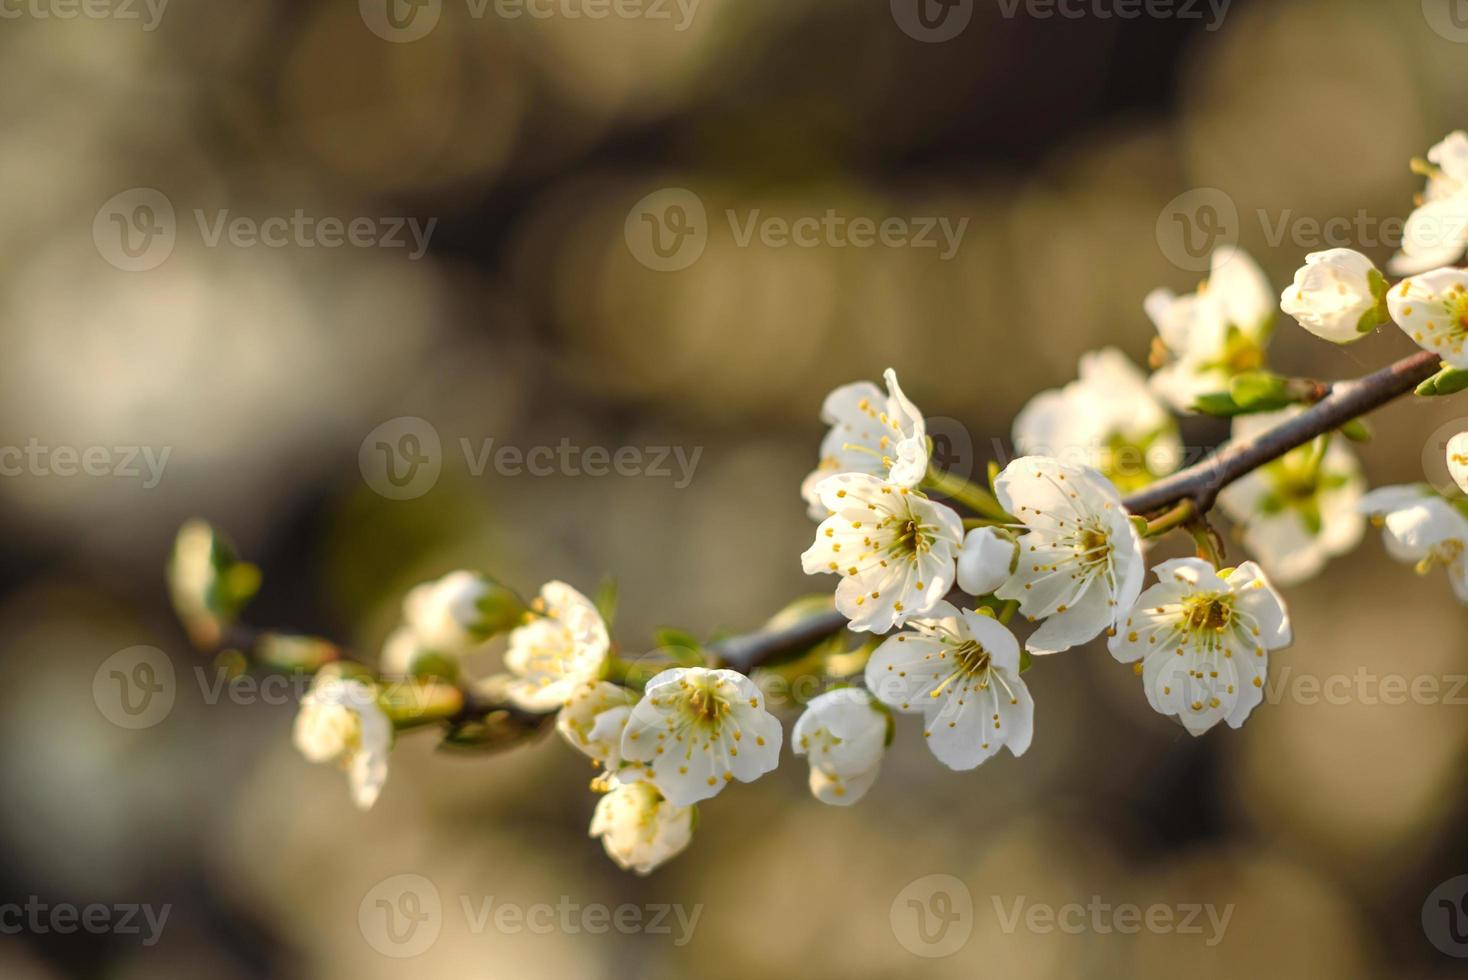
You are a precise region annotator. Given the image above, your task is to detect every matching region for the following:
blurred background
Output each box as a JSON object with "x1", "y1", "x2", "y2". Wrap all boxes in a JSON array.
[{"x1": 4, "y1": 0, "x2": 1468, "y2": 976}]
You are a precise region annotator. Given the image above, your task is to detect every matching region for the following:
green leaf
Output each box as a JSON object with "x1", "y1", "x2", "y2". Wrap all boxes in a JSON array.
[
  {"x1": 1229, "y1": 372, "x2": 1295, "y2": 411},
  {"x1": 1417, "y1": 365, "x2": 1468, "y2": 397},
  {"x1": 1193, "y1": 392, "x2": 1247, "y2": 417}
]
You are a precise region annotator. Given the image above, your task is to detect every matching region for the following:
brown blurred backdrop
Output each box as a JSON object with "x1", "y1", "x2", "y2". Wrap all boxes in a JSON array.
[{"x1": 3, "y1": 0, "x2": 1468, "y2": 977}]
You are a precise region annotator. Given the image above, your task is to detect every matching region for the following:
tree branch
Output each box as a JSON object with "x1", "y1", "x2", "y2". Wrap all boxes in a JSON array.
[
  {"x1": 1123, "y1": 349, "x2": 1440, "y2": 515},
  {"x1": 712, "y1": 349, "x2": 1444, "y2": 675}
]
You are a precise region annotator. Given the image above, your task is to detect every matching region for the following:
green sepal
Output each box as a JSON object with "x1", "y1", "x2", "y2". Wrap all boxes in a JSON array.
[
  {"x1": 167, "y1": 520, "x2": 262, "y2": 649},
  {"x1": 1338, "y1": 419, "x2": 1372, "y2": 443},
  {"x1": 1019, "y1": 649, "x2": 1034, "y2": 674},
  {"x1": 439, "y1": 708, "x2": 554, "y2": 754},
  {"x1": 254, "y1": 633, "x2": 341, "y2": 674},
  {"x1": 379, "y1": 677, "x2": 465, "y2": 729}
]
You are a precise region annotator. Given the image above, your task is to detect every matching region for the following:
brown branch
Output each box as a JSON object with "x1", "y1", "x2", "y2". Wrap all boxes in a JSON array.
[
  {"x1": 1123, "y1": 349, "x2": 1440, "y2": 515},
  {"x1": 712, "y1": 349, "x2": 1444, "y2": 675}
]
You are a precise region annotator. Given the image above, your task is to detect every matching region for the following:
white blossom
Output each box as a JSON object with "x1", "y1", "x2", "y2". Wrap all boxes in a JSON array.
[
  {"x1": 1450, "y1": 433, "x2": 1468, "y2": 496},
  {"x1": 1145, "y1": 246, "x2": 1276, "y2": 412},
  {"x1": 1216, "y1": 409, "x2": 1365, "y2": 586},
  {"x1": 403, "y1": 570, "x2": 518, "y2": 654},
  {"x1": 1013, "y1": 347, "x2": 1181, "y2": 491},
  {"x1": 791, "y1": 688, "x2": 888, "y2": 805},
  {"x1": 1389, "y1": 131, "x2": 1468, "y2": 276},
  {"x1": 589, "y1": 780, "x2": 694, "y2": 876},
  {"x1": 992, "y1": 457, "x2": 1145, "y2": 655},
  {"x1": 379, "y1": 625, "x2": 426, "y2": 676},
  {"x1": 557, "y1": 680, "x2": 636, "y2": 769},
  {"x1": 1386, "y1": 267, "x2": 1468, "y2": 369},
  {"x1": 865, "y1": 602, "x2": 1033, "y2": 770},
  {"x1": 1280, "y1": 249, "x2": 1388, "y2": 344},
  {"x1": 1109, "y1": 559, "x2": 1292, "y2": 736},
  {"x1": 292, "y1": 667, "x2": 392, "y2": 811},
  {"x1": 619, "y1": 667, "x2": 782, "y2": 806},
  {"x1": 504, "y1": 581, "x2": 611, "y2": 711},
  {"x1": 1360, "y1": 488, "x2": 1468, "y2": 602},
  {"x1": 801, "y1": 368, "x2": 929, "y2": 519},
  {"x1": 801, "y1": 473, "x2": 964, "y2": 633},
  {"x1": 955, "y1": 526, "x2": 1017, "y2": 597}
]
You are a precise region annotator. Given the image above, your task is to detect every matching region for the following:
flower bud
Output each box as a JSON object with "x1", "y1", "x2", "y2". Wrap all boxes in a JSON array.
[
  {"x1": 1280, "y1": 249, "x2": 1388, "y2": 344},
  {"x1": 403, "y1": 571, "x2": 527, "y2": 653},
  {"x1": 955, "y1": 526, "x2": 1016, "y2": 597}
]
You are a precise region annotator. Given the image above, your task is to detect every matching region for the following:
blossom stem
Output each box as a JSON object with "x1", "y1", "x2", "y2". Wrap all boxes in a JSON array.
[
  {"x1": 1142, "y1": 499, "x2": 1196, "y2": 538},
  {"x1": 717, "y1": 349, "x2": 1445, "y2": 674},
  {"x1": 922, "y1": 467, "x2": 1011, "y2": 521}
]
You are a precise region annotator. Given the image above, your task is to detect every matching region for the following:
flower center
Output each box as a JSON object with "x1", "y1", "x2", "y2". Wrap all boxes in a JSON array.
[
  {"x1": 954, "y1": 640, "x2": 991, "y2": 676},
  {"x1": 1418, "y1": 538, "x2": 1465, "y2": 575},
  {"x1": 1182, "y1": 594, "x2": 1233, "y2": 633},
  {"x1": 684, "y1": 683, "x2": 730, "y2": 724},
  {"x1": 887, "y1": 514, "x2": 932, "y2": 559}
]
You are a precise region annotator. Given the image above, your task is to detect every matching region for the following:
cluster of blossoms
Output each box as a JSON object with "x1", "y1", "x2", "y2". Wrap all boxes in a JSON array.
[
  {"x1": 173, "y1": 132, "x2": 1468, "y2": 876},
  {"x1": 289, "y1": 568, "x2": 784, "y2": 874}
]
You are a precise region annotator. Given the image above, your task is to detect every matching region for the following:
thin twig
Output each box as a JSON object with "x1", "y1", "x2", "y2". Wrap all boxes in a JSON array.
[{"x1": 711, "y1": 349, "x2": 1443, "y2": 674}]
